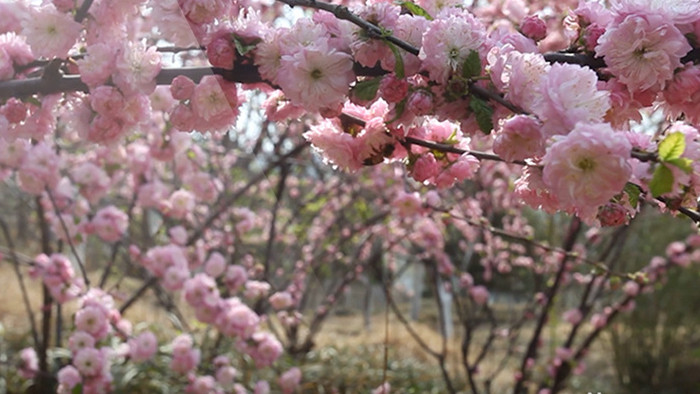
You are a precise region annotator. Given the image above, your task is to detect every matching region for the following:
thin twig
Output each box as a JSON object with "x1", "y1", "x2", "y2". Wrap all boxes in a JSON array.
[{"x1": 45, "y1": 188, "x2": 90, "y2": 287}]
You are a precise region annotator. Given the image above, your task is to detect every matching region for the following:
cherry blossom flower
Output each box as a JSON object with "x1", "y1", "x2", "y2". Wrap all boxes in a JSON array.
[
  {"x1": 21, "y1": 5, "x2": 80, "y2": 59},
  {"x1": 596, "y1": 14, "x2": 691, "y2": 93},
  {"x1": 542, "y1": 122, "x2": 632, "y2": 221},
  {"x1": 277, "y1": 48, "x2": 354, "y2": 113}
]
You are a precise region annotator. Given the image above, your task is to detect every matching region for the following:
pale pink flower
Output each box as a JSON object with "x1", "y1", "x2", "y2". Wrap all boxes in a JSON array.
[
  {"x1": 350, "y1": 2, "x2": 400, "y2": 68},
  {"x1": 171, "y1": 75, "x2": 196, "y2": 101},
  {"x1": 244, "y1": 280, "x2": 271, "y2": 300},
  {"x1": 187, "y1": 375, "x2": 217, "y2": 394},
  {"x1": 278, "y1": 48, "x2": 354, "y2": 113},
  {"x1": 166, "y1": 189, "x2": 195, "y2": 219},
  {"x1": 596, "y1": 14, "x2": 691, "y2": 93},
  {"x1": 113, "y1": 42, "x2": 162, "y2": 96},
  {"x1": 191, "y1": 75, "x2": 237, "y2": 123},
  {"x1": 70, "y1": 162, "x2": 110, "y2": 204},
  {"x1": 514, "y1": 167, "x2": 559, "y2": 213},
  {"x1": 379, "y1": 74, "x2": 409, "y2": 103},
  {"x1": 170, "y1": 335, "x2": 201, "y2": 374},
  {"x1": 17, "y1": 141, "x2": 60, "y2": 195},
  {"x1": 246, "y1": 332, "x2": 283, "y2": 367},
  {"x1": 533, "y1": 64, "x2": 610, "y2": 137},
  {"x1": 407, "y1": 90, "x2": 434, "y2": 116},
  {"x1": 269, "y1": 291, "x2": 293, "y2": 310},
  {"x1": 90, "y1": 205, "x2": 128, "y2": 243},
  {"x1": 205, "y1": 252, "x2": 227, "y2": 278},
  {"x1": 372, "y1": 382, "x2": 391, "y2": 394},
  {"x1": 542, "y1": 123, "x2": 632, "y2": 220},
  {"x1": 77, "y1": 43, "x2": 117, "y2": 87},
  {"x1": 215, "y1": 297, "x2": 260, "y2": 339},
  {"x1": 57, "y1": 365, "x2": 81, "y2": 393},
  {"x1": 255, "y1": 381, "x2": 271, "y2": 394},
  {"x1": 216, "y1": 365, "x2": 238, "y2": 388},
  {"x1": 304, "y1": 120, "x2": 363, "y2": 171},
  {"x1": 610, "y1": 0, "x2": 700, "y2": 24},
  {"x1": 279, "y1": 367, "x2": 302, "y2": 394},
  {"x1": 493, "y1": 115, "x2": 545, "y2": 161},
  {"x1": 224, "y1": 265, "x2": 248, "y2": 291},
  {"x1": 394, "y1": 191, "x2": 423, "y2": 217},
  {"x1": 162, "y1": 265, "x2": 190, "y2": 292},
  {"x1": 143, "y1": 244, "x2": 188, "y2": 278},
  {"x1": 381, "y1": 14, "x2": 428, "y2": 76},
  {"x1": 179, "y1": 0, "x2": 227, "y2": 24},
  {"x1": 488, "y1": 49, "x2": 550, "y2": 113},
  {"x1": 663, "y1": 64, "x2": 700, "y2": 125},
  {"x1": 129, "y1": 331, "x2": 158, "y2": 363},
  {"x1": 420, "y1": 11, "x2": 487, "y2": 84},
  {"x1": 75, "y1": 305, "x2": 110, "y2": 340},
  {"x1": 0, "y1": 137, "x2": 29, "y2": 168},
  {"x1": 68, "y1": 331, "x2": 95, "y2": 355},
  {"x1": 469, "y1": 285, "x2": 489, "y2": 305},
  {"x1": 18, "y1": 347, "x2": 38, "y2": 379},
  {"x1": 22, "y1": 5, "x2": 80, "y2": 59},
  {"x1": 590, "y1": 313, "x2": 607, "y2": 329},
  {"x1": 151, "y1": 0, "x2": 197, "y2": 46},
  {"x1": 73, "y1": 347, "x2": 104, "y2": 377}
]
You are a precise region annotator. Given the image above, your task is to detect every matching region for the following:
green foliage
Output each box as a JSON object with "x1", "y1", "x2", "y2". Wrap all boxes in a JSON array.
[
  {"x1": 395, "y1": 1, "x2": 433, "y2": 20},
  {"x1": 461, "y1": 50, "x2": 482, "y2": 80},
  {"x1": 351, "y1": 79, "x2": 381, "y2": 102},
  {"x1": 649, "y1": 165, "x2": 674, "y2": 197},
  {"x1": 468, "y1": 97, "x2": 494, "y2": 134},
  {"x1": 657, "y1": 132, "x2": 685, "y2": 161}
]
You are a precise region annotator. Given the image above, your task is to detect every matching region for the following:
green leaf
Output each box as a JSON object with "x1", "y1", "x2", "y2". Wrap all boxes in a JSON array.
[
  {"x1": 232, "y1": 35, "x2": 260, "y2": 56},
  {"x1": 385, "y1": 41, "x2": 405, "y2": 79},
  {"x1": 461, "y1": 50, "x2": 482, "y2": 80},
  {"x1": 623, "y1": 183, "x2": 641, "y2": 208},
  {"x1": 351, "y1": 78, "x2": 381, "y2": 102},
  {"x1": 649, "y1": 165, "x2": 674, "y2": 197},
  {"x1": 666, "y1": 157, "x2": 693, "y2": 174},
  {"x1": 658, "y1": 131, "x2": 686, "y2": 161},
  {"x1": 395, "y1": 1, "x2": 433, "y2": 20},
  {"x1": 469, "y1": 97, "x2": 494, "y2": 134},
  {"x1": 72, "y1": 383, "x2": 83, "y2": 394}
]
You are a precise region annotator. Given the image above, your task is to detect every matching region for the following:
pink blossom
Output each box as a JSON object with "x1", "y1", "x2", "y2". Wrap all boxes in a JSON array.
[
  {"x1": 269, "y1": 291, "x2": 293, "y2": 310},
  {"x1": 171, "y1": 75, "x2": 196, "y2": 101},
  {"x1": 255, "y1": 381, "x2": 271, "y2": 394},
  {"x1": 128, "y1": 331, "x2": 158, "y2": 363},
  {"x1": 590, "y1": 313, "x2": 607, "y2": 329},
  {"x1": 663, "y1": 65, "x2": 700, "y2": 125},
  {"x1": 379, "y1": 75, "x2": 409, "y2": 103},
  {"x1": 563, "y1": 309, "x2": 583, "y2": 325},
  {"x1": 91, "y1": 205, "x2": 128, "y2": 243},
  {"x1": 623, "y1": 281, "x2": 640, "y2": 297},
  {"x1": 77, "y1": 43, "x2": 117, "y2": 87},
  {"x1": 205, "y1": 252, "x2": 227, "y2": 278},
  {"x1": 68, "y1": 331, "x2": 96, "y2": 355},
  {"x1": 597, "y1": 203, "x2": 629, "y2": 227},
  {"x1": 394, "y1": 191, "x2": 423, "y2": 217},
  {"x1": 57, "y1": 366, "x2": 82, "y2": 393},
  {"x1": 215, "y1": 297, "x2": 260, "y2": 339},
  {"x1": 22, "y1": 5, "x2": 80, "y2": 59},
  {"x1": 412, "y1": 153, "x2": 441, "y2": 183},
  {"x1": 224, "y1": 265, "x2": 248, "y2": 291},
  {"x1": 170, "y1": 335, "x2": 201, "y2": 374},
  {"x1": 372, "y1": 382, "x2": 391, "y2": 394},
  {"x1": 113, "y1": 42, "x2": 162, "y2": 96},
  {"x1": 183, "y1": 273, "x2": 220, "y2": 308},
  {"x1": 0, "y1": 137, "x2": 29, "y2": 168},
  {"x1": 469, "y1": 285, "x2": 489, "y2": 305},
  {"x1": 246, "y1": 332, "x2": 283, "y2": 367},
  {"x1": 596, "y1": 14, "x2": 691, "y2": 93},
  {"x1": 75, "y1": 305, "x2": 110, "y2": 340},
  {"x1": 73, "y1": 347, "x2": 105, "y2": 377},
  {"x1": 191, "y1": 75, "x2": 237, "y2": 123},
  {"x1": 17, "y1": 141, "x2": 60, "y2": 195},
  {"x1": 279, "y1": 367, "x2": 302, "y2": 394},
  {"x1": 407, "y1": 90, "x2": 434, "y2": 116},
  {"x1": 494, "y1": 115, "x2": 545, "y2": 161},
  {"x1": 143, "y1": 244, "x2": 189, "y2": 278},
  {"x1": 18, "y1": 347, "x2": 38, "y2": 379},
  {"x1": 542, "y1": 123, "x2": 632, "y2": 220},
  {"x1": 207, "y1": 35, "x2": 236, "y2": 69},
  {"x1": 514, "y1": 167, "x2": 559, "y2": 213},
  {"x1": 533, "y1": 63, "x2": 610, "y2": 137},
  {"x1": 488, "y1": 50, "x2": 550, "y2": 113},
  {"x1": 420, "y1": 10, "x2": 487, "y2": 84},
  {"x1": 277, "y1": 48, "x2": 354, "y2": 113},
  {"x1": 70, "y1": 162, "x2": 110, "y2": 204},
  {"x1": 520, "y1": 15, "x2": 547, "y2": 41},
  {"x1": 610, "y1": 0, "x2": 700, "y2": 25},
  {"x1": 162, "y1": 265, "x2": 190, "y2": 291},
  {"x1": 216, "y1": 365, "x2": 238, "y2": 388},
  {"x1": 304, "y1": 120, "x2": 363, "y2": 171},
  {"x1": 187, "y1": 375, "x2": 217, "y2": 394},
  {"x1": 166, "y1": 189, "x2": 195, "y2": 219},
  {"x1": 244, "y1": 280, "x2": 271, "y2": 300}
]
